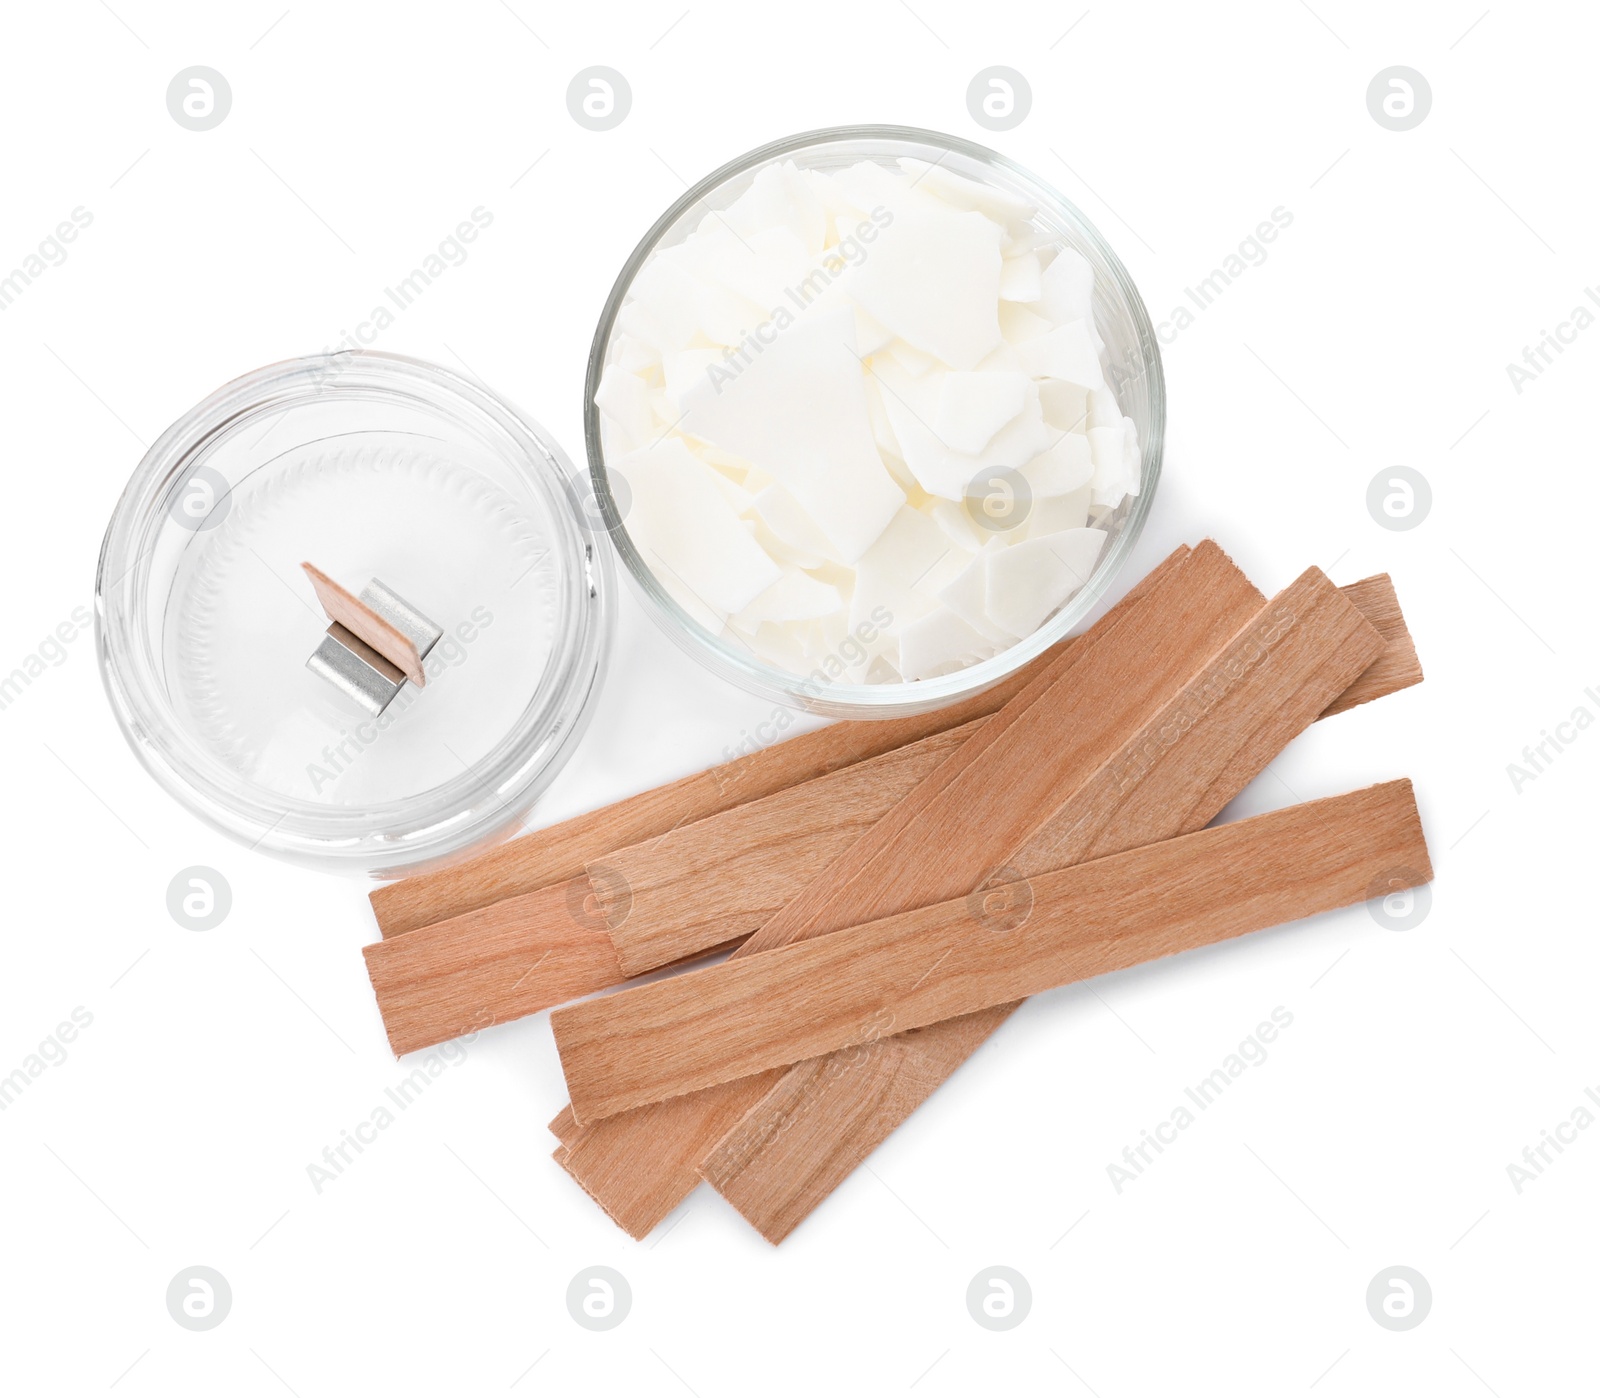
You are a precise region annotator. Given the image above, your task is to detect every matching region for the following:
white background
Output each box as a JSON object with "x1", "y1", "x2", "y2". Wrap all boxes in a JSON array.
[{"x1": 2, "y1": 1, "x2": 1595, "y2": 1393}]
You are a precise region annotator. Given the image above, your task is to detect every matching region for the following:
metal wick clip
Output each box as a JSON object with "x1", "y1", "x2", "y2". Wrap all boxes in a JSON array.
[{"x1": 301, "y1": 563, "x2": 443, "y2": 717}]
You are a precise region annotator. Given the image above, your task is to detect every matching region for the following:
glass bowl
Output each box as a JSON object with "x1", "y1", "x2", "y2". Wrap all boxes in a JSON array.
[
  {"x1": 584, "y1": 124, "x2": 1164, "y2": 719},
  {"x1": 96, "y1": 351, "x2": 613, "y2": 876}
]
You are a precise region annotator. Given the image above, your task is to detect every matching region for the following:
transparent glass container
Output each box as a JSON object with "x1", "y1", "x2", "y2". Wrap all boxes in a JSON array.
[
  {"x1": 584, "y1": 124, "x2": 1165, "y2": 720},
  {"x1": 97, "y1": 352, "x2": 612, "y2": 876}
]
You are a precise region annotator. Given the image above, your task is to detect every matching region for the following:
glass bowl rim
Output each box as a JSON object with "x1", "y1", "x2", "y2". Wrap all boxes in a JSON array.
[{"x1": 582, "y1": 122, "x2": 1165, "y2": 714}]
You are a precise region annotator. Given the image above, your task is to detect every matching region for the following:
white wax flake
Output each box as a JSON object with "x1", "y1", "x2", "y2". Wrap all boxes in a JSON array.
[
  {"x1": 847, "y1": 203, "x2": 1005, "y2": 370},
  {"x1": 613, "y1": 334, "x2": 659, "y2": 376},
  {"x1": 929, "y1": 497, "x2": 988, "y2": 553},
  {"x1": 1022, "y1": 432, "x2": 1094, "y2": 496},
  {"x1": 846, "y1": 505, "x2": 954, "y2": 660},
  {"x1": 974, "y1": 340, "x2": 1026, "y2": 374},
  {"x1": 681, "y1": 307, "x2": 905, "y2": 563},
  {"x1": 674, "y1": 224, "x2": 813, "y2": 323},
  {"x1": 830, "y1": 160, "x2": 946, "y2": 219},
  {"x1": 806, "y1": 166, "x2": 870, "y2": 233},
  {"x1": 724, "y1": 160, "x2": 828, "y2": 256},
  {"x1": 706, "y1": 466, "x2": 757, "y2": 517},
  {"x1": 985, "y1": 527, "x2": 1108, "y2": 639},
  {"x1": 1086, "y1": 387, "x2": 1123, "y2": 430},
  {"x1": 1023, "y1": 485, "x2": 1093, "y2": 540},
  {"x1": 622, "y1": 255, "x2": 710, "y2": 349},
  {"x1": 753, "y1": 483, "x2": 840, "y2": 564},
  {"x1": 1038, "y1": 377, "x2": 1091, "y2": 434},
  {"x1": 734, "y1": 568, "x2": 842, "y2": 626},
  {"x1": 999, "y1": 251, "x2": 1043, "y2": 302},
  {"x1": 1000, "y1": 302, "x2": 1053, "y2": 344},
  {"x1": 857, "y1": 504, "x2": 956, "y2": 594},
  {"x1": 846, "y1": 584, "x2": 930, "y2": 678},
  {"x1": 603, "y1": 156, "x2": 1140, "y2": 685},
  {"x1": 1091, "y1": 415, "x2": 1143, "y2": 510},
  {"x1": 615, "y1": 298, "x2": 674, "y2": 357},
  {"x1": 661, "y1": 347, "x2": 725, "y2": 410},
  {"x1": 1016, "y1": 320, "x2": 1105, "y2": 389},
  {"x1": 594, "y1": 362, "x2": 655, "y2": 450},
  {"x1": 873, "y1": 360, "x2": 1054, "y2": 501},
  {"x1": 749, "y1": 519, "x2": 824, "y2": 572},
  {"x1": 934, "y1": 372, "x2": 1032, "y2": 454},
  {"x1": 629, "y1": 249, "x2": 760, "y2": 349},
  {"x1": 1003, "y1": 226, "x2": 1058, "y2": 257},
  {"x1": 854, "y1": 306, "x2": 896, "y2": 356},
  {"x1": 895, "y1": 159, "x2": 1038, "y2": 225},
  {"x1": 861, "y1": 375, "x2": 902, "y2": 462},
  {"x1": 1038, "y1": 247, "x2": 1096, "y2": 326},
  {"x1": 735, "y1": 619, "x2": 814, "y2": 675},
  {"x1": 1121, "y1": 415, "x2": 1143, "y2": 495},
  {"x1": 899, "y1": 606, "x2": 996, "y2": 681},
  {"x1": 1088, "y1": 420, "x2": 1127, "y2": 486},
  {"x1": 918, "y1": 545, "x2": 973, "y2": 596},
  {"x1": 885, "y1": 339, "x2": 940, "y2": 377},
  {"x1": 614, "y1": 439, "x2": 781, "y2": 619},
  {"x1": 938, "y1": 552, "x2": 1019, "y2": 646}
]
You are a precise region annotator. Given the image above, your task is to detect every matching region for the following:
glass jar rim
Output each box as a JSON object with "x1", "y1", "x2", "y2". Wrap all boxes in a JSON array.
[{"x1": 96, "y1": 350, "x2": 613, "y2": 874}]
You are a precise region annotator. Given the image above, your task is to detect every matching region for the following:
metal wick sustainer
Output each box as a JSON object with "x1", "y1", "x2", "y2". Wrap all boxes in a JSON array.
[{"x1": 301, "y1": 562, "x2": 443, "y2": 717}]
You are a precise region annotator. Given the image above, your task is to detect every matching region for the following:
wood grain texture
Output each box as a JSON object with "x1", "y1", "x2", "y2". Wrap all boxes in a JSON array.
[
  {"x1": 302, "y1": 562, "x2": 426, "y2": 687},
  {"x1": 716, "y1": 588, "x2": 1416, "y2": 1243},
  {"x1": 359, "y1": 550, "x2": 1200, "y2": 1056},
  {"x1": 362, "y1": 883, "x2": 622, "y2": 1056},
  {"x1": 557, "y1": 781, "x2": 1428, "y2": 1121},
  {"x1": 552, "y1": 566, "x2": 1421, "y2": 1233},
  {"x1": 556, "y1": 559, "x2": 1382, "y2": 1119},
  {"x1": 702, "y1": 570, "x2": 1391, "y2": 1239},
  {"x1": 553, "y1": 542, "x2": 1261, "y2": 1123},
  {"x1": 365, "y1": 617, "x2": 1122, "y2": 939},
  {"x1": 548, "y1": 1103, "x2": 580, "y2": 1148},
  {"x1": 1320, "y1": 573, "x2": 1423, "y2": 716},
  {"x1": 553, "y1": 1070, "x2": 788, "y2": 1237},
  {"x1": 599, "y1": 722, "x2": 976, "y2": 979},
  {"x1": 363, "y1": 727, "x2": 967, "y2": 1056},
  {"x1": 549, "y1": 545, "x2": 1217, "y2": 1219},
  {"x1": 701, "y1": 1003, "x2": 1019, "y2": 1232},
  {"x1": 1009, "y1": 567, "x2": 1384, "y2": 878},
  {"x1": 748, "y1": 544, "x2": 1237, "y2": 957},
  {"x1": 365, "y1": 572, "x2": 1409, "y2": 1060}
]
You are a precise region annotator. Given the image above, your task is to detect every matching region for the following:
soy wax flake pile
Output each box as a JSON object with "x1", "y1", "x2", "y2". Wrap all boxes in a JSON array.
[{"x1": 594, "y1": 156, "x2": 1142, "y2": 685}]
